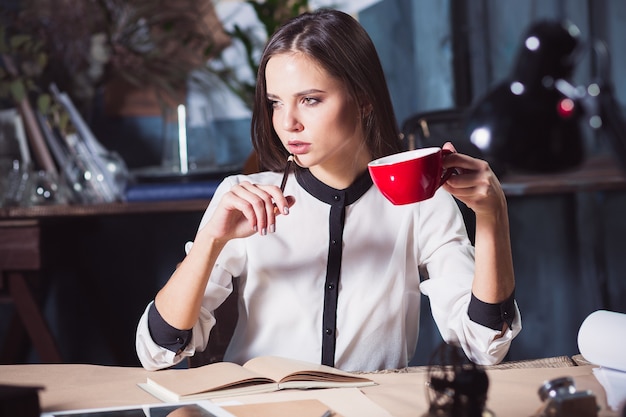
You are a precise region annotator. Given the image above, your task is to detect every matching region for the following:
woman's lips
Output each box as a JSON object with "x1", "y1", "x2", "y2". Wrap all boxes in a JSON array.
[{"x1": 287, "y1": 141, "x2": 311, "y2": 155}]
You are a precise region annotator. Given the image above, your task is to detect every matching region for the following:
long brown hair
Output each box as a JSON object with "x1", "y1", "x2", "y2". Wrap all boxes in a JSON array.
[{"x1": 251, "y1": 8, "x2": 402, "y2": 172}]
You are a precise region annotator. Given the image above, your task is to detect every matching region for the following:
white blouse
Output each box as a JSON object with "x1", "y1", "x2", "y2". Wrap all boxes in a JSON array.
[{"x1": 136, "y1": 168, "x2": 521, "y2": 372}]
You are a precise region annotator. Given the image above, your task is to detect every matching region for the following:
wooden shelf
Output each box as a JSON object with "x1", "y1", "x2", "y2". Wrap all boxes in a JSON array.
[
  {"x1": 2, "y1": 153, "x2": 626, "y2": 222},
  {"x1": 500, "y1": 153, "x2": 626, "y2": 196},
  {"x1": 0, "y1": 199, "x2": 209, "y2": 220}
]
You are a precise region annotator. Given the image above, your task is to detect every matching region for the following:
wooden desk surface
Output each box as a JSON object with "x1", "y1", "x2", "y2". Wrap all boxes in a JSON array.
[{"x1": 0, "y1": 359, "x2": 619, "y2": 417}]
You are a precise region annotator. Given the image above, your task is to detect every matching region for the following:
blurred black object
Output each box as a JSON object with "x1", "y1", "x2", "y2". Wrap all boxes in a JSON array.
[
  {"x1": 0, "y1": 385, "x2": 42, "y2": 417},
  {"x1": 400, "y1": 107, "x2": 499, "y2": 175},
  {"x1": 554, "y1": 40, "x2": 626, "y2": 172},
  {"x1": 535, "y1": 377, "x2": 598, "y2": 417},
  {"x1": 465, "y1": 20, "x2": 586, "y2": 174},
  {"x1": 423, "y1": 343, "x2": 493, "y2": 417},
  {"x1": 401, "y1": 19, "x2": 626, "y2": 177},
  {"x1": 401, "y1": 108, "x2": 482, "y2": 157}
]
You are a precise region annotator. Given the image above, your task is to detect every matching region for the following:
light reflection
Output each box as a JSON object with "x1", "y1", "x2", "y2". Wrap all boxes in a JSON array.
[
  {"x1": 525, "y1": 36, "x2": 540, "y2": 51},
  {"x1": 470, "y1": 127, "x2": 491, "y2": 150},
  {"x1": 589, "y1": 115, "x2": 602, "y2": 129},
  {"x1": 587, "y1": 83, "x2": 600, "y2": 97},
  {"x1": 567, "y1": 24, "x2": 581, "y2": 38},
  {"x1": 510, "y1": 81, "x2": 525, "y2": 95}
]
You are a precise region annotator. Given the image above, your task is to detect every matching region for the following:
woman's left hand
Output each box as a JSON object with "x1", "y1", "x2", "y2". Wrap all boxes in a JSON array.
[{"x1": 440, "y1": 142, "x2": 507, "y2": 219}]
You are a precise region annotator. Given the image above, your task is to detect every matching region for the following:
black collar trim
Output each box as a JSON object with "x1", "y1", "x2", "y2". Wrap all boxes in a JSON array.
[{"x1": 295, "y1": 168, "x2": 373, "y2": 206}]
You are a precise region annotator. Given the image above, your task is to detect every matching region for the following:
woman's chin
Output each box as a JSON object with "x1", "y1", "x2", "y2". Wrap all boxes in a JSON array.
[{"x1": 293, "y1": 155, "x2": 308, "y2": 167}]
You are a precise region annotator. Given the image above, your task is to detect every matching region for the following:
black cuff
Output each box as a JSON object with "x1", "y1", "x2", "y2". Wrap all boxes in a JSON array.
[
  {"x1": 467, "y1": 289, "x2": 516, "y2": 331},
  {"x1": 147, "y1": 302, "x2": 192, "y2": 353}
]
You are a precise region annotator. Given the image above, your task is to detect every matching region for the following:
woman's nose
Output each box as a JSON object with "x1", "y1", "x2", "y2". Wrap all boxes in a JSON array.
[{"x1": 281, "y1": 108, "x2": 304, "y2": 132}]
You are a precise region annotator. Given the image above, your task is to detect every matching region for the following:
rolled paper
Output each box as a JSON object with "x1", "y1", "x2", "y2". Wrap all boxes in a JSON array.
[{"x1": 577, "y1": 310, "x2": 626, "y2": 372}]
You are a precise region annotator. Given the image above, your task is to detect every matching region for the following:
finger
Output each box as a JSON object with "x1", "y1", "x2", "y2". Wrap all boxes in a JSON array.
[
  {"x1": 442, "y1": 141, "x2": 457, "y2": 153},
  {"x1": 218, "y1": 188, "x2": 260, "y2": 234},
  {"x1": 244, "y1": 183, "x2": 296, "y2": 232},
  {"x1": 249, "y1": 183, "x2": 292, "y2": 234},
  {"x1": 244, "y1": 183, "x2": 297, "y2": 234},
  {"x1": 231, "y1": 183, "x2": 276, "y2": 235},
  {"x1": 443, "y1": 153, "x2": 493, "y2": 179},
  {"x1": 443, "y1": 182, "x2": 481, "y2": 199},
  {"x1": 273, "y1": 195, "x2": 296, "y2": 216},
  {"x1": 445, "y1": 169, "x2": 483, "y2": 188}
]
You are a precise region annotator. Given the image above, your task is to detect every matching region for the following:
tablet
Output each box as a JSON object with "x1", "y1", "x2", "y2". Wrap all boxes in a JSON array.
[{"x1": 40, "y1": 401, "x2": 235, "y2": 417}]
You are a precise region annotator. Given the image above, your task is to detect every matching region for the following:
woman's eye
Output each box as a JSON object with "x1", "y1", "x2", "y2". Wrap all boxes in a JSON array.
[
  {"x1": 303, "y1": 97, "x2": 319, "y2": 106},
  {"x1": 269, "y1": 100, "x2": 282, "y2": 109}
]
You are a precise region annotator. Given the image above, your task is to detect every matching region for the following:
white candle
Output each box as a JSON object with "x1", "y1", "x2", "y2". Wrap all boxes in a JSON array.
[{"x1": 177, "y1": 104, "x2": 188, "y2": 174}]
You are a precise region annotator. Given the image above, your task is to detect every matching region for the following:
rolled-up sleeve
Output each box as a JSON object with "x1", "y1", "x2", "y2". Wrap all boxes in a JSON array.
[
  {"x1": 420, "y1": 277, "x2": 522, "y2": 365},
  {"x1": 417, "y1": 190, "x2": 522, "y2": 365},
  {"x1": 468, "y1": 290, "x2": 516, "y2": 331},
  {"x1": 147, "y1": 302, "x2": 192, "y2": 353}
]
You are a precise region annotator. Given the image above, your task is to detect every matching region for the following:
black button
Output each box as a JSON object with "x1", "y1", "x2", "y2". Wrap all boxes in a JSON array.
[
  {"x1": 333, "y1": 195, "x2": 340, "y2": 201},
  {"x1": 325, "y1": 328, "x2": 333, "y2": 335},
  {"x1": 331, "y1": 239, "x2": 337, "y2": 245},
  {"x1": 176, "y1": 337, "x2": 184, "y2": 344},
  {"x1": 327, "y1": 283, "x2": 335, "y2": 290}
]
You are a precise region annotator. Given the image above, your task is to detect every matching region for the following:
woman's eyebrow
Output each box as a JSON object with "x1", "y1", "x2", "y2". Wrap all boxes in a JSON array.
[
  {"x1": 294, "y1": 88, "x2": 325, "y2": 96},
  {"x1": 267, "y1": 89, "x2": 325, "y2": 100}
]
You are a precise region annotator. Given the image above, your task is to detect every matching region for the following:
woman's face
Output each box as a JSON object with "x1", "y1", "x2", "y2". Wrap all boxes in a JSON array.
[{"x1": 265, "y1": 52, "x2": 370, "y2": 184}]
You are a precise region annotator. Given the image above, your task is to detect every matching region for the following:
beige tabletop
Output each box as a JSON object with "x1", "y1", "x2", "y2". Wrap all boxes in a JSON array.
[{"x1": 0, "y1": 357, "x2": 619, "y2": 417}]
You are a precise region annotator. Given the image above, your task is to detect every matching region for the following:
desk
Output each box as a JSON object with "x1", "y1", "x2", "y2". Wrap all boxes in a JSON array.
[{"x1": 0, "y1": 358, "x2": 619, "y2": 417}]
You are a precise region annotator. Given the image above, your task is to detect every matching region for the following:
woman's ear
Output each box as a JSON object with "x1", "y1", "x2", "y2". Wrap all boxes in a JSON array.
[{"x1": 360, "y1": 101, "x2": 373, "y2": 118}]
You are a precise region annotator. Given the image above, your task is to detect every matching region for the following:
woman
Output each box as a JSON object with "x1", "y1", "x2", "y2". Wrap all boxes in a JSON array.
[{"x1": 136, "y1": 8, "x2": 521, "y2": 372}]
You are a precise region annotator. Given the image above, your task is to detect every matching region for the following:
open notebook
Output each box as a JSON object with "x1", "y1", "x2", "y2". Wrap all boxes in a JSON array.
[{"x1": 140, "y1": 355, "x2": 376, "y2": 402}]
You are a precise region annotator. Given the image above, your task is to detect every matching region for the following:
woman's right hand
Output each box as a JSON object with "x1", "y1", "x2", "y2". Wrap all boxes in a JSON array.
[
  {"x1": 154, "y1": 181, "x2": 294, "y2": 329},
  {"x1": 200, "y1": 181, "x2": 295, "y2": 243}
]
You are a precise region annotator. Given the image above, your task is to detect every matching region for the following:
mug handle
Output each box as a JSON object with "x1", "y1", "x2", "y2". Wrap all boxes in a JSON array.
[{"x1": 439, "y1": 148, "x2": 456, "y2": 187}]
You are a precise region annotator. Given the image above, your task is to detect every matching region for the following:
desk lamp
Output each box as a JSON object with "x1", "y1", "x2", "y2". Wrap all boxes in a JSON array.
[{"x1": 465, "y1": 20, "x2": 626, "y2": 175}]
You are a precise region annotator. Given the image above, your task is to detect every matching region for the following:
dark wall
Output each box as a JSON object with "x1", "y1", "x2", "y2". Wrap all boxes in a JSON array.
[
  {"x1": 39, "y1": 213, "x2": 204, "y2": 365},
  {"x1": 1, "y1": 212, "x2": 203, "y2": 366}
]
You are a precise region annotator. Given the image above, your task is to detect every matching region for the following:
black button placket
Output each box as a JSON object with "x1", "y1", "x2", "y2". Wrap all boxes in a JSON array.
[
  {"x1": 295, "y1": 168, "x2": 373, "y2": 368},
  {"x1": 322, "y1": 192, "x2": 346, "y2": 366}
]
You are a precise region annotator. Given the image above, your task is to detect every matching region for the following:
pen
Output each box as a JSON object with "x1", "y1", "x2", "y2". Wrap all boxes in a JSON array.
[{"x1": 280, "y1": 154, "x2": 294, "y2": 192}]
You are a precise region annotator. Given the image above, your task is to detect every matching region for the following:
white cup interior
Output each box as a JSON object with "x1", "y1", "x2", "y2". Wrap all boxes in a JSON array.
[{"x1": 368, "y1": 147, "x2": 440, "y2": 167}]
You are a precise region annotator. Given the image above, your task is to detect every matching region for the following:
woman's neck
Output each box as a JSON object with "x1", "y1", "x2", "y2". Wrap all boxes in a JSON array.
[{"x1": 308, "y1": 152, "x2": 371, "y2": 189}]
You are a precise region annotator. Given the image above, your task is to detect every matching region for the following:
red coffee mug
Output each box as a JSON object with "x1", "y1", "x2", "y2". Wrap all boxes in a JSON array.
[{"x1": 368, "y1": 147, "x2": 453, "y2": 205}]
